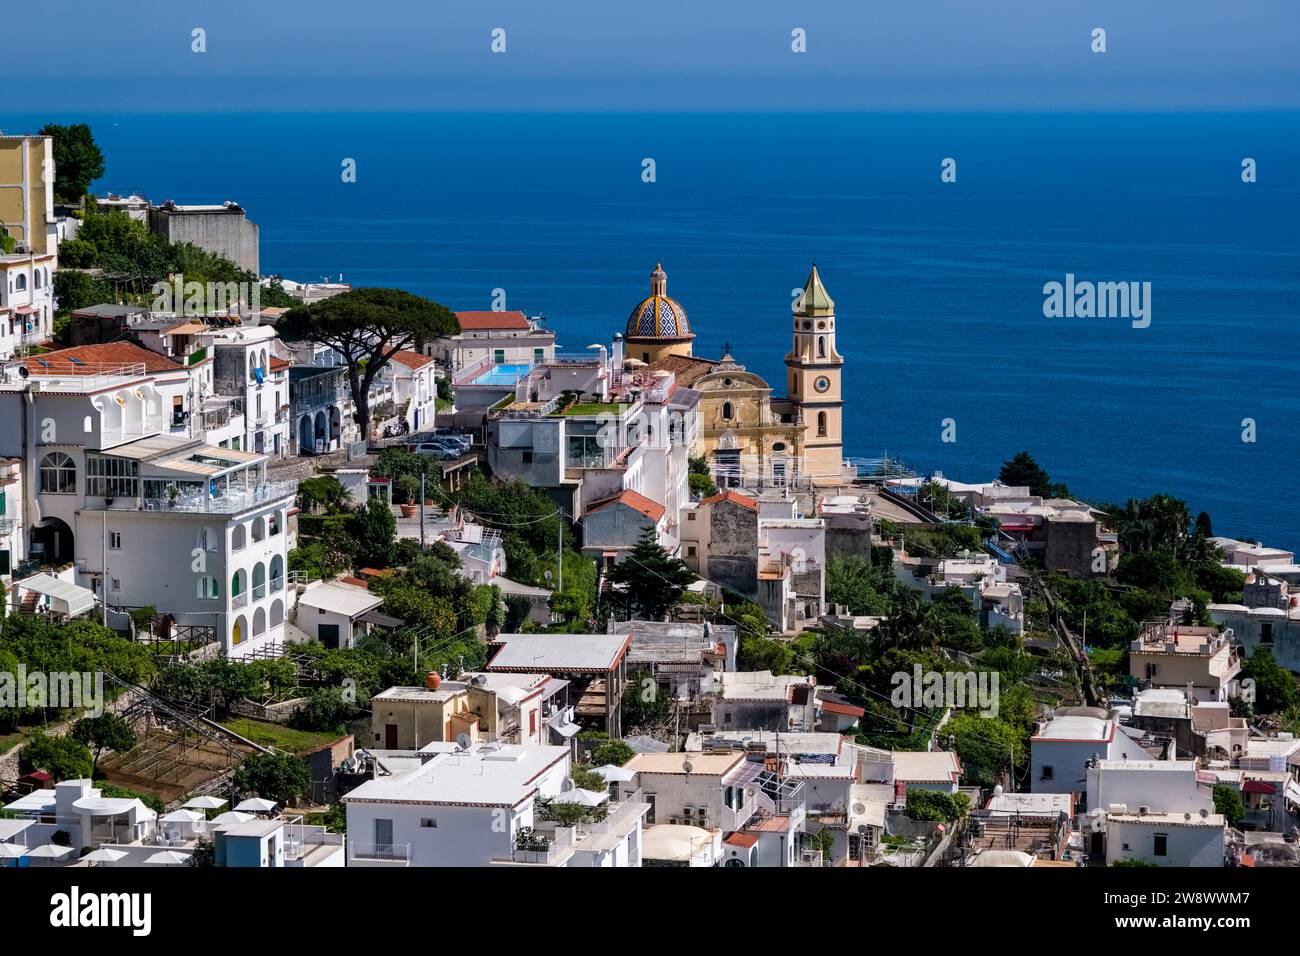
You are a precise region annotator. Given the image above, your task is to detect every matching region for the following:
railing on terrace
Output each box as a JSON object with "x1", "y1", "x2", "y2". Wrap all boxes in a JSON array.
[
  {"x1": 349, "y1": 843, "x2": 410, "y2": 864},
  {"x1": 795, "y1": 848, "x2": 824, "y2": 867},
  {"x1": 231, "y1": 593, "x2": 249, "y2": 610},
  {"x1": 251, "y1": 583, "x2": 266, "y2": 601},
  {"x1": 25, "y1": 362, "x2": 149, "y2": 391},
  {"x1": 496, "y1": 395, "x2": 562, "y2": 419},
  {"x1": 201, "y1": 397, "x2": 244, "y2": 431},
  {"x1": 128, "y1": 480, "x2": 299, "y2": 515},
  {"x1": 187, "y1": 347, "x2": 208, "y2": 366},
  {"x1": 0, "y1": 517, "x2": 13, "y2": 536},
  {"x1": 453, "y1": 355, "x2": 493, "y2": 387},
  {"x1": 269, "y1": 576, "x2": 284, "y2": 594}
]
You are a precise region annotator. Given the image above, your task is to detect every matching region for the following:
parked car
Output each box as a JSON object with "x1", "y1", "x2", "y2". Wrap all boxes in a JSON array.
[
  {"x1": 408, "y1": 430, "x2": 470, "y2": 452},
  {"x1": 427, "y1": 428, "x2": 473, "y2": 449},
  {"x1": 410, "y1": 439, "x2": 462, "y2": 459}
]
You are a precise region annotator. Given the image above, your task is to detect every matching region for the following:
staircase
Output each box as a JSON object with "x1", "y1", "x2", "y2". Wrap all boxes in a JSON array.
[{"x1": 17, "y1": 591, "x2": 40, "y2": 615}]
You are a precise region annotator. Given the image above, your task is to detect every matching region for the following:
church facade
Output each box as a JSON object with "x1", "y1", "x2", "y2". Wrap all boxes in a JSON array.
[{"x1": 625, "y1": 263, "x2": 847, "y2": 488}]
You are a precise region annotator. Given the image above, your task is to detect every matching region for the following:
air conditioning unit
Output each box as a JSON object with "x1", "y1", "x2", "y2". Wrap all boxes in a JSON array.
[{"x1": 682, "y1": 807, "x2": 694, "y2": 819}]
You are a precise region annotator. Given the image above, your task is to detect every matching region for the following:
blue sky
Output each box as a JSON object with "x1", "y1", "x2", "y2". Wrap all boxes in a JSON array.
[{"x1": 13, "y1": 0, "x2": 1300, "y2": 110}]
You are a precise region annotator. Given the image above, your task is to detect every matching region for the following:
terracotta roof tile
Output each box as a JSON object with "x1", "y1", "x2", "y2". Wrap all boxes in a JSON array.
[
  {"x1": 699, "y1": 489, "x2": 759, "y2": 512},
  {"x1": 390, "y1": 349, "x2": 434, "y2": 370},
  {"x1": 24, "y1": 342, "x2": 184, "y2": 376},
  {"x1": 584, "y1": 489, "x2": 666, "y2": 522},
  {"x1": 454, "y1": 310, "x2": 529, "y2": 331}
]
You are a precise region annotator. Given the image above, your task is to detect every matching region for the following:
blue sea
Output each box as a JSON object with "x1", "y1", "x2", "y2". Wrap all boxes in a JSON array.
[{"x1": 12, "y1": 111, "x2": 1300, "y2": 549}]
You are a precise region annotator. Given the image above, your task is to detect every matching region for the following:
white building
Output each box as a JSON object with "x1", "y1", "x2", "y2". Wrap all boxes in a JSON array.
[
  {"x1": 0, "y1": 357, "x2": 296, "y2": 655},
  {"x1": 388, "y1": 349, "x2": 438, "y2": 433},
  {"x1": 0, "y1": 252, "x2": 56, "y2": 358},
  {"x1": 895, "y1": 551, "x2": 1024, "y2": 634},
  {"x1": 437, "y1": 310, "x2": 557, "y2": 371},
  {"x1": 294, "y1": 579, "x2": 384, "y2": 648},
  {"x1": 207, "y1": 324, "x2": 292, "y2": 458},
  {"x1": 343, "y1": 742, "x2": 573, "y2": 867},
  {"x1": 1103, "y1": 811, "x2": 1225, "y2": 867},
  {"x1": 1030, "y1": 708, "x2": 1151, "y2": 801},
  {"x1": 1085, "y1": 758, "x2": 1214, "y2": 817}
]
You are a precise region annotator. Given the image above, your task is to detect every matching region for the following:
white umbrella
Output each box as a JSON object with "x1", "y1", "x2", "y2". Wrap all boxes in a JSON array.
[
  {"x1": 25, "y1": 844, "x2": 74, "y2": 859},
  {"x1": 161, "y1": 809, "x2": 204, "y2": 824},
  {"x1": 84, "y1": 847, "x2": 129, "y2": 864},
  {"x1": 0, "y1": 843, "x2": 29, "y2": 859},
  {"x1": 591, "y1": 764, "x2": 635, "y2": 783},
  {"x1": 210, "y1": 811, "x2": 253, "y2": 826},
  {"x1": 143, "y1": 849, "x2": 190, "y2": 866},
  {"x1": 182, "y1": 796, "x2": 227, "y2": 810},
  {"x1": 551, "y1": 788, "x2": 609, "y2": 807},
  {"x1": 234, "y1": 797, "x2": 277, "y2": 813}
]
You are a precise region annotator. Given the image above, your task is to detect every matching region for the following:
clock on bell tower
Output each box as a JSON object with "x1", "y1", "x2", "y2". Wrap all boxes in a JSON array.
[{"x1": 785, "y1": 264, "x2": 844, "y2": 483}]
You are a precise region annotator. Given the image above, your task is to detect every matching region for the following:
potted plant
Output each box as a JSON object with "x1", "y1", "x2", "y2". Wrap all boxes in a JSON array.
[
  {"x1": 167, "y1": 485, "x2": 180, "y2": 508},
  {"x1": 396, "y1": 475, "x2": 421, "y2": 517}
]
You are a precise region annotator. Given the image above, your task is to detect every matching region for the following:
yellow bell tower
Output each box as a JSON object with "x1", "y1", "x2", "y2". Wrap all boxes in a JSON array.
[{"x1": 785, "y1": 264, "x2": 844, "y2": 482}]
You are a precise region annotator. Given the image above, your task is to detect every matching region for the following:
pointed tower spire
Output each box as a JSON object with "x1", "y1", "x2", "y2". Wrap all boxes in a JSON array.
[{"x1": 796, "y1": 263, "x2": 835, "y2": 316}]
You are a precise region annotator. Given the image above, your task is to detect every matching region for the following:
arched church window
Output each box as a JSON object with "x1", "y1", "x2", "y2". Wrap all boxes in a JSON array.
[
  {"x1": 722, "y1": 401, "x2": 733, "y2": 421},
  {"x1": 817, "y1": 336, "x2": 826, "y2": 358},
  {"x1": 817, "y1": 412, "x2": 827, "y2": 437}
]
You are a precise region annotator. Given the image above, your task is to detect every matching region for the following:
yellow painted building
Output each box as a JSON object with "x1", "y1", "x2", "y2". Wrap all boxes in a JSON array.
[
  {"x1": 0, "y1": 135, "x2": 57, "y2": 257},
  {"x1": 639, "y1": 264, "x2": 846, "y2": 487}
]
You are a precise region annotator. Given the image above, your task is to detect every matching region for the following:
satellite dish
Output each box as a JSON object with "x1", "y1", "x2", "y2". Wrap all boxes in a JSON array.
[
  {"x1": 1184, "y1": 813, "x2": 1192, "y2": 821},
  {"x1": 857, "y1": 824, "x2": 870, "y2": 835},
  {"x1": 455, "y1": 733, "x2": 472, "y2": 751},
  {"x1": 682, "y1": 760, "x2": 694, "y2": 774},
  {"x1": 852, "y1": 802, "x2": 867, "y2": 816},
  {"x1": 1199, "y1": 808, "x2": 1209, "y2": 819}
]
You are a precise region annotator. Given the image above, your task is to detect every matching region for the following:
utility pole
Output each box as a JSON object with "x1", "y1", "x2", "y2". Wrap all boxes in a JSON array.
[
  {"x1": 557, "y1": 510, "x2": 563, "y2": 594},
  {"x1": 419, "y1": 472, "x2": 426, "y2": 551},
  {"x1": 102, "y1": 510, "x2": 108, "y2": 627}
]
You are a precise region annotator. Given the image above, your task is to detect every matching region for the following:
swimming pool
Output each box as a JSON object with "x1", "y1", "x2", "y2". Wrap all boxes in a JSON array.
[{"x1": 471, "y1": 363, "x2": 530, "y2": 386}]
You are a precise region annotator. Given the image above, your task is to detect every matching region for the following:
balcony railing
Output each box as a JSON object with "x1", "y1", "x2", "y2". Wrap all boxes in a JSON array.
[
  {"x1": 231, "y1": 592, "x2": 249, "y2": 610},
  {"x1": 349, "y1": 843, "x2": 410, "y2": 864},
  {"x1": 135, "y1": 480, "x2": 299, "y2": 515},
  {"x1": 252, "y1": 583, "x2": 266, "y2": 601},
  {"x1": 269, "y1": 576, "x2": 284, "y2": 594}
]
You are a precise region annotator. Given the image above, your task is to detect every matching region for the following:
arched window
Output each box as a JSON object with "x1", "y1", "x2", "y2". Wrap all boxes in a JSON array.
[
  {"x1": 33, "y1": 271, "x2": 42, "y2": 289},
  {"x1": 231, "y1": 524, "x2": 246, "y2": 551},
  {"x1": 197, "y1": 527, "x2": 220, "y2": 552},
  {"x1": 269, "y1": 511, "x2": 282, "y2": 536},
  {"x1": 197, "y1": 576, "x2": 220, "y2": 600},
  {"x1": 251, "y1": 516, "x2": 266, "y2": 543},
  {"x1": 722, "y1": 401, "x2": 733, "y2": 421},
  {"x1": 15, "y1": 274, "x2": 26, "y2": 292},
  {"x1": 817, "y1": 411, "x2": 828, "y2": 437},
  {"x1": 817, "y1": 336, "x2": 826, "y2": 358},
  {"x1": 39, "y1": 452, "x2": 76, "y2": 494}
]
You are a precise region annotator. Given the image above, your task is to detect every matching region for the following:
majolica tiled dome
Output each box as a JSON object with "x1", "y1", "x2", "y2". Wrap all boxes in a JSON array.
[{"x1": 626, "y1": 264, "x2": 693, "y2": 341}]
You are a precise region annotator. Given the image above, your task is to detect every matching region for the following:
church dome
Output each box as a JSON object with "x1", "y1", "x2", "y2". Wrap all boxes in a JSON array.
[{"x1": 626, "y1": 264, "x2": 693, "y2": 341}]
